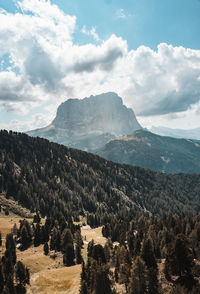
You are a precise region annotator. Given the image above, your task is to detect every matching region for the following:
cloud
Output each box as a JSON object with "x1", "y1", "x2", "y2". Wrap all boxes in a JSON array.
[
  {"x1": 24, "y1": 43, "x2": 64, "y2": 91},
  {"x1": 81, "y1": 26, "x2": 100, "y2": 42},
  {"x1": 73, "y1": 35, "x2": 125, "y2": 73},
  {"x1": 0, "y1": 71, "x2": 31, "y2": 102},
  {"x1": 120, "y1": 44, "x2": 200, "y2": 116},
  {"x1": 0, "y1": 0, "x2": 126, "y2": 114},
  {"x1": 0, "y1": 0, "x2": 200, "y2": 131},
  {"x1": 116, "y1": 8, "x2": 127, "y2": 19}
]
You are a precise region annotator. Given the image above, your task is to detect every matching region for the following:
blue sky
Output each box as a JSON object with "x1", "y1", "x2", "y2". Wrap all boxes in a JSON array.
[
  {"x1": 0, "y1": 0, "x2": 200, "y2": 131},
  {"x1": 56, "y1": 0, "x2": 200, "y2": 50},
  {"x1": 2, "y1": 0, "x2": 200, "y2": 50}
]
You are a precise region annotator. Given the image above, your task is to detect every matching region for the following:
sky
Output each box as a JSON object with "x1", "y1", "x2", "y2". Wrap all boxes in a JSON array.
[{"x1": 0, "y1": 0, "x2": 200, "y2": 131}]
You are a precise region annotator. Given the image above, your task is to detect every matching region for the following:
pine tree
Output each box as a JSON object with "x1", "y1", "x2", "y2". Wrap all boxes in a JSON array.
[
  {"x1": 61, "y1": 228, "x2": 73, "y2": 252},
  {"x1": 50, "y1": 227, "x2": 58, "y2": 251},
  {"x1": 63, "y1": 243, "x2": 75, "y2": 266},
  {"x1": 93, "y1": 264, "x2": 112, "y2": 294},
  {"x1": 2, "y1": 251, "x2": 14, "y2": 280},
  {"x1": 165, "y1": 234, "x2": 194, "y2": 278},
  {"x1": 6, "y1": 233, "x2": 16, "y2": 265},
  {"x1": 141, "y1": 237, "x2": 159, "y2": 294},
  {"x1": 43, "y1": 242, "x2": 49, "y2": 256},
  {"x1": 21, "y1": 226, "x2": 29, "y2": 249},
  {"x1": 34, "y1": 223, "x2": 41, "y2": 247},
  {"x1": 75, "y1": 243, "x2": 82, "y2": 264},
  {"x1": 128, "y1": 256, "x2": 148, "y2": 294},
  {"x1": 15, "y1": 261, "x2": 27, "y2": 286},
  {"x1": 92, "y1": 244, "x2": 106, "y2": 264},
  {"x1": 0, "y1": 261, "x2": 4, "y2": 292},
  {"x1": 141, "y1": 238, "x2": 157, "y2": 270},
  {"x1": 5, "y1": 274, "x2": 15, "y2": 294},
  {"x1": 87, "y1": 239, "x2": 94, "y2": 258},
  {"x1": 80, "y1": 261, "x2": 88, "y2": 294}
]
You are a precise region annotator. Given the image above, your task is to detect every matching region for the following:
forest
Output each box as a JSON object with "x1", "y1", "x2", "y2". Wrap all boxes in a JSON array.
[{"x1": 0, "y1": 130, "x2": 200, "y2": 293}]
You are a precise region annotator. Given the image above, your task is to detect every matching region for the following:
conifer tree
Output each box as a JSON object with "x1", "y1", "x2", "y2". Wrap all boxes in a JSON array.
[
  {"x1": 80, "y1": 261, "x2": 88, "y2": 294},
  {"x1": 141, "y1": 238, "x2": 157, "y2": 270},
  {"x1": 93, "y1": 264, "x2": 112, "y2": 294},
  {"x1": 0, "y1": 231, "x2": 2, "y2": 246},
  {"x1": 63, "y1": 243, "x2": 75, "y2": 266},
  {"x1": 5, "y1": 274, "x2": 15, "y2": 294},
  {"x1": 61, "y1": 228, "x2": 73, "y2": 252},
  {"x1": 21, "y1": 226, "x2": 29, "y2": 250},
  {"x1": 128, "y1": 256, "x2": 148, "y2": 294},
  {"x1": 141, "y1": 237, "x2": 159, "y2": 294},
  {"x1": 34, "y1": 223, "x2": 41, "y2": 247},
  {"x1": 87, "y1": 239, "x2": 94, "y2": 258},
  {"x1": 6, "y1": 233, "x2": 16, "y2": 265},
  {"x1": 44, "y1": 242, "x2": 49, "y2": 256},
  {"x1": 15, "y1": 261, "x2": 27, "y2": 286},
  {"x1": 165, "y1": 234, "x2": 194, "y2": 278},
  {"x1": 0, "y1": 261, "x2": 4, "y2": 292}
]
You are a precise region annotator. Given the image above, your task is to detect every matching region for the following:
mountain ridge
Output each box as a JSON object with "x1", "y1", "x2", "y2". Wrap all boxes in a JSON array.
[{"x1": 150, "y1": 126, "x2": 200, "y2": 141}]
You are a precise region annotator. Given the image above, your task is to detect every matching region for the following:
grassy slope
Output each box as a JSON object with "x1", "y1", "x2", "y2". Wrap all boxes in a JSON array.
[{"x1": 0, "y1": 216, "x2": 106, "y2": 294}]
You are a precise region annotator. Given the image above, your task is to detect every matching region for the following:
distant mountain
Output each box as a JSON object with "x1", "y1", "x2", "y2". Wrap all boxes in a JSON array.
[
  {"x1": 95, "y1": 129, "x2": 200, "y2": 174},
  {"x1": 150, "y1": 126, "x2": 200, "y2": 141},
  {"x1": 1, "y1": 130, "x2": 200, "y2": 220},
  {"x1": 27, "y1": 92, "x2": 142, "y2": 151}
]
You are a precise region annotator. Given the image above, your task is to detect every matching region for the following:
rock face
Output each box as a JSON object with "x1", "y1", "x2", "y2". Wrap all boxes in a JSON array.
[
  {"x1": 27, "y1": 92, "x2": 142, "y2": 150},
  {"x1": 95, "y1": 129, "x2": 200, "y2": 174}
]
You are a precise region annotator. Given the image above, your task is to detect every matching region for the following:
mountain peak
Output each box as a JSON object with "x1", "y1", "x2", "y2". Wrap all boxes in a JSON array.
[{"x1": 28, "y1": 92, "x2": 142, "y2": 150}]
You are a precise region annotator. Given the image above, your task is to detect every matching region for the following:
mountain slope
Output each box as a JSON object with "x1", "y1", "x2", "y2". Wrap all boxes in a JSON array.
[
  {"x1": 95, "y1": 129, "x2": 200, "y2": 174},
  {"x1": 0, "y1": 130, "x2": 200, "y2": 222},
  {"x1": 27, "y1": 92, "x2": 142, "y2": 151}
]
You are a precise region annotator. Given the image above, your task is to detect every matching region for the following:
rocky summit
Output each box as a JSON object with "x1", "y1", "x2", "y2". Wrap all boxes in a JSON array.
[{"x1": 27, "y1": 92, "x2": 142, "y2": 150}]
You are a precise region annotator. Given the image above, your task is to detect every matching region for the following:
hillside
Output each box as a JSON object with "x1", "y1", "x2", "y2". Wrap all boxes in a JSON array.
[
  {"x1": 1, "y1": 130, "x2": 200, "y2": 294},
  {"x1": 0, "y1": 130, "x2": 200, "y2": 221},
  {"x1": 95, "y1": 129, "x2": 200, "y2": 174}
]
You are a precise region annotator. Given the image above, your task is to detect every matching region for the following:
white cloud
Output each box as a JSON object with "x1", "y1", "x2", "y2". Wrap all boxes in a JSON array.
[
  {"x1": 116, "y1": 8, "x2": 127, "y2": 19},
  {"x1": 0, "y1": 0, "x2": 200, "y2": 130},
  {"x1": 81, "y1": 26, "x2": 100, "y2": 42}
]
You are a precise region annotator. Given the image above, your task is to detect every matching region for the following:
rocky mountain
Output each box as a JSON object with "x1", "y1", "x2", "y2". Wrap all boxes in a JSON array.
[
  {"x1": 150, "y1": 126, "x2": 200, "y2": 141},
  {"x1": 27, "y1": 92, "x2": 142, "y2": 151},
  {"x1": 95, "y1": 129, "x2": 200, "y2": 174}
]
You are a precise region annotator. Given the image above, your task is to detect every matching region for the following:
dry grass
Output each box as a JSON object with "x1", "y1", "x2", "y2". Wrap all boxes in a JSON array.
[
  {"x1": 30, "y1": 265, "x2": 81, "y2": 294},
  {"x1": 17, "y1": 245, "x2": 63, "y2": 273},
  {"x1": 18, "y1": 245, "x2": 81, "y2": 294},
  {"x1": 81, "y1": 225, "x2": 106, "y2": 261},
  {"x1": 0, "y1": 217, "x2": 106, "y2": 294},
  {"x1": 0, "y1": 216, "x2": 21, "y2": 237}
]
